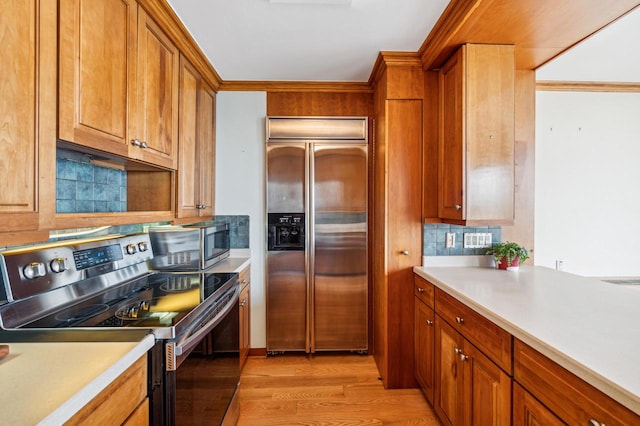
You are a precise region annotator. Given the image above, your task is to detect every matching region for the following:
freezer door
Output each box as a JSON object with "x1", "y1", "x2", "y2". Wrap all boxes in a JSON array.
[
  {"x1": 266, "y1": 250, "x2": 307, "y2": 351},
  {"x1": 266, "y1": 143, "x2": 305, "y2": 213},
  {"x1": 311, "y1": 144, "x2": 368, "y2": 351}
]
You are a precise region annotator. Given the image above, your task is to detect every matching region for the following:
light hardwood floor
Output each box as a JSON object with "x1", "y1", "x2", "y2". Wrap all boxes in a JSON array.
[{"x1": 236, "y1": 353, "x2": 440, "y2": 425}]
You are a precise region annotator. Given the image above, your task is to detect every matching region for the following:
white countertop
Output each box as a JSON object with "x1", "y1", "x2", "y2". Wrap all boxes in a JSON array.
[
  {"x1": 0, "y1": 333, "x2": 155, "y2": 425},
  {"x1": 414, "y1": 265, "x2": 640, "y2": 415},
  {"x1": 208, "y1": 251, "x2": 251, "y2": 274}
]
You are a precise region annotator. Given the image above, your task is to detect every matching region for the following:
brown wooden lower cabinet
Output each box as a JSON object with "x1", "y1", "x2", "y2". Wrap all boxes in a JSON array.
[
  {"x1": 514, "y1": 339, "x2": 640, "y2": 426},
  {"x1": 65, "y1": 354, "x2": 148, "y2": 425},
  {"x1": 513, "y1": 382, "x2": 564, "y2": 426},
  {"x1": 414, "y1": 296, "x2": 435, "y2": 405},
  {"x1": 434, "y1": 316, "x2": 511, "y2": 426}
]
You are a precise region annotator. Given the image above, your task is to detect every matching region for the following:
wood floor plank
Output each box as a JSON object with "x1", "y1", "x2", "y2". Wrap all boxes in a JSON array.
[{"x1": 237, "y1": 354, "x2": 438, "y2": 425}]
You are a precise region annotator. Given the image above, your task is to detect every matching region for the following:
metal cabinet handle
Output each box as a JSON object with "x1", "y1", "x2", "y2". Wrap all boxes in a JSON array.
[
  {"x1": 140, "y1": 141, "x2": 148, "y2": 149},
  {"x1": 240, "y1": 298, "x2": 247, "y2": 307},
  {"x1": 426, "y1": 320, "x2": 433, "y2": 326},
  {"x1": 454, "y1": 347, "x2": 469, "y2": 361},
  {"x1": 417, "y1": 287, "x2": 424, "y2": 293},
  {"x1": 131, "y1": 139, "x2": 142, "y2": 147},
  {"x1": 455, "y1": 316, "x2": 464, "y2": 324},
  {"x1": 401, "y1": 250, "x2": 409, "y2": 255},
  {"x1": 455, "y1": 204, "x2": 462, "y2": 211},
  {"x1": 588, "y1": 420, "x2": 605, "y2": 426}
]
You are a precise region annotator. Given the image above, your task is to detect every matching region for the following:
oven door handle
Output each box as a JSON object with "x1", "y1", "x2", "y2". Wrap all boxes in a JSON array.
[{"x1": 174, "y1": 287, "x2": 240, "y2": 357}]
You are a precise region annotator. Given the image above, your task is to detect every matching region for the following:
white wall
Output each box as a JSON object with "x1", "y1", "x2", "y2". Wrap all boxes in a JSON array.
[
  {"x1": 215, "y1": 91, "x2": 267, "y2": 347},
  {"x1": 535, "y1": 91, "x2": 640, "y2": 276}
]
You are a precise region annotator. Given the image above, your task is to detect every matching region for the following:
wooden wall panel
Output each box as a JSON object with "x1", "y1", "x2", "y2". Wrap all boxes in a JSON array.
[
  {"x1": 266, "y1": 92, "x2": 373, "y2": 117},
  {"x1": 501, "y1": 70, "x2": 535, "y2": 259}
]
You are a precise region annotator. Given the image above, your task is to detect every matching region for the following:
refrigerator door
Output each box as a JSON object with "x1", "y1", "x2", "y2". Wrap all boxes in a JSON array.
[
  {"x1": 311, "y1": 144, "x2": 368, "y2": 351},
  {"x1": 266, "y1": 143, "x2": 308, "y2": 352}
]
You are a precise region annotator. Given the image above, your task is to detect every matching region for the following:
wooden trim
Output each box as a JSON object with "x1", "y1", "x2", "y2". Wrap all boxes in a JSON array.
[
  {"x1": 248, "y1": 347, "x2": 267, "y2": 358},
  {"x1": 219, "y1": 80, "x2": 373, "y2": 93},
  {"x1": 54, "y1": 212, "x2": 175, "y2": 229},
  {"x1": 536, "y1": 80, "x2": 640, "y2": 92},
  {"x1": 136, "y1": 0, "x2": 222, "y2": 90},
  {"x1": 368, "y1": 51, "x2": 423, "y2": 86},
  {"x1": 418, "y1": 0, "x2": 481, "y2": 70}
]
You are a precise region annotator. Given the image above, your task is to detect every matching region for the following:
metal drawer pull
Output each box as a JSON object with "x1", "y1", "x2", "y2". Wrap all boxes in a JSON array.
[
  {"x1": 455, "y1": 316, "x2": 464, "y2": 324},
  {"x1": 588, "y1": 420, "x2": 605, "y2": 426},
  {"x1": 455, "y1": 204, "x2": 462, "y2": 211},
  {"x1": 401, "y1": 250, "x2": 409, "y2": 255},
  {"x1": 426, "y1": 320, "x2": 433, "y2": 326},
  {"x1": 418, "y1": 287, "x2": 424, "y2": 293},
  {"x1": 454, "y1": 347, "x2": 468, "y2": 361}
]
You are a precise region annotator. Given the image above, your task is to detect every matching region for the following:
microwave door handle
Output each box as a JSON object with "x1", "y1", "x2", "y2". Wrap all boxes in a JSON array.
[{"x1": 173, "y1": 287, "x2": 240, "y2": 357}]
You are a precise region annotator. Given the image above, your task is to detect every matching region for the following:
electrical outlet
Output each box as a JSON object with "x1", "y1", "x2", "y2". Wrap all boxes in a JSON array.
[{"x1": 446, "y1": 232, "x2": 455, "y2": 248}]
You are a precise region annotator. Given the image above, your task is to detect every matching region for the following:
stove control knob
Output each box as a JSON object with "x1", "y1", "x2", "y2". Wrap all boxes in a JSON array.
[
  {"x1": 137, "y1": 242, "x2": 149, "y2": 252},
  {"x1": 23, "y1": 262, "x2": 46, "y2": 279},
  {"x1": 50, "y1": 257, "x2": 69, "y2": 273},
  {"x1": 125, "y1": 244, "x2": 138, "y2": 255}
]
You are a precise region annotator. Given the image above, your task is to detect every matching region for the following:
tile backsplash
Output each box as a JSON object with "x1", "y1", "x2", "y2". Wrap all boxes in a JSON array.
[
  {"x1": 56, "y1": 149, "x2": 127, "y2": 213},
  {"x1": 423, "y1": 223, "x2": 501, "y2": 256},
  {"x1": 213, "y1": 215, "x2": 250, "y2": 248}
]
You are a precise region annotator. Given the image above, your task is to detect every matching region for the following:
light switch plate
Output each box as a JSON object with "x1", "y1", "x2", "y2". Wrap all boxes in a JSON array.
[{"x1": 463, "y1": 233, "x2": 492, "y2": 248}]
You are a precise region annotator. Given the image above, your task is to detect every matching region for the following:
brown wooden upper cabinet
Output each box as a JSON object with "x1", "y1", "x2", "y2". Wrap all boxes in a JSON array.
[
  {"x1": 59, "y1": 0, "x2": 179, "y2": 170},
  {"x1": 176, "y1": 57, "x2": 215, "y2": 219},
  {"x1": 0, "y1": 0, "x2": 56, "y2": 237},
  {"x1": 438, "y1": 44, "x2": 515, "y2": 225}
]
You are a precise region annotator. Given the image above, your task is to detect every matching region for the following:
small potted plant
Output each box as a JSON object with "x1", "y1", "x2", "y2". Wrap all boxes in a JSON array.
[{"x1": 486, "y1": 241, "x2": 529, "y2": 270}]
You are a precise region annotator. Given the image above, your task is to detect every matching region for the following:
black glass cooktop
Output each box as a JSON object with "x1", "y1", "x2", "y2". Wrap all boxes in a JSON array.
[{"x1": 23, "y1": 272, "x2": 237, "y2": 330}]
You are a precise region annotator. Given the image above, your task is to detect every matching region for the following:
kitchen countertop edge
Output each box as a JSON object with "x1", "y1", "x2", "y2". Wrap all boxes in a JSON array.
[
  {"x1": 39, "y1": 333, "x2": 156, "y2": 426},
  {"x1": 413, "y1": 265, "x2": 640, "y2": 416}
]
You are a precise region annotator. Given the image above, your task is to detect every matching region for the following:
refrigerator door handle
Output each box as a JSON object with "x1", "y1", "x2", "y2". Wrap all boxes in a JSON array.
[{"x1": 306, "y1": 143, "x2": 315, "y2": 354}]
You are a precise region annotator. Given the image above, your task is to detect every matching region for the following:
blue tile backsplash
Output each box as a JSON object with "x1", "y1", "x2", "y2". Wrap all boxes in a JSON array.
[
  {"x1": 213, "y1": 215, "x2": 250, "y2": 248},
  {"x1": 423, "y1": 223, "x2": 501, "y2": 256},
  {"x1": 56, "y1": 150, "x2": 127, "y2": 213}
]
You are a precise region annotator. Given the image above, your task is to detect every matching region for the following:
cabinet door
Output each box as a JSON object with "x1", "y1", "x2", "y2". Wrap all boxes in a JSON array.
[
  {"x1": 435, "y1": 317, "x2": 465, "y2": 426},
  {"x1": 239, "y1": 284, "x2": 250, "y2": 369},
  {"x1": 197, "y1": 82, "x2": 216, "y2": 216},
  {"x1": 438, "y1": 47, "x2": 464, "y2": 221},
  {"x1": 176, "y1": 58, "x2": 200, "y2": 218},
  {"x1": 59, "y1": 0, "x2": 135, "y2": 157},
  {"x1": 464, "y1": 340, "x2": 511, "y2": 426},
  {"x1": 0, "y1": 0, "x2": 55, "y2": 233},
  {"x1": 415, "y1": 298, "x2": 435, "y2": 405},
  {"x1": 513, "y1": 383, "x2": 565, "y2": 426},
  {"x1": 133, "y1": 9, "x2": 179, "y2": 169}
]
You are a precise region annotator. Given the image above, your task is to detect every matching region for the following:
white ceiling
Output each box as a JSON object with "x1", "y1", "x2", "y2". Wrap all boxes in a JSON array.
[
  {"x1": 166, "y1": 0, "x2": 450, "y2": 82},
  {"x1": 536, "y1": 6, "x2": 640, "y2": 82}
]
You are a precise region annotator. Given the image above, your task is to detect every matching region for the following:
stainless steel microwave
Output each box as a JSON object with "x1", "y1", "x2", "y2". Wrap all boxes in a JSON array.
[{"x1": 148, "y1": 222, "x2": 230, "y2": 271}]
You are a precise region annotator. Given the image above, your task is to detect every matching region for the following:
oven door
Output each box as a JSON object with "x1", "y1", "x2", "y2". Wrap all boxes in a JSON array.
[{"x1": 162, "y1": 285, "x2": 240, "y2": 425}]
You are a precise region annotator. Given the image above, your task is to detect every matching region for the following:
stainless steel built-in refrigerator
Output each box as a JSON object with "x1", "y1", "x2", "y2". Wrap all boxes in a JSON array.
[{"x1": 266, "y1": 117, "x2": 368, "y2": 353}]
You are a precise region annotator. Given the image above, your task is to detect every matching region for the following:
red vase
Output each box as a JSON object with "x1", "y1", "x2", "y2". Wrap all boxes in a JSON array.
[{"x1": 497, "y1": 256, "x2": 519, "y2": 270}]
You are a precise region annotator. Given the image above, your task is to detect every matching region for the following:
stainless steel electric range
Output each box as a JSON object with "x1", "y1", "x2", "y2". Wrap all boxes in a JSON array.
[{"x1": 0, "y1": 233, "x2": 240, "y2": 425}]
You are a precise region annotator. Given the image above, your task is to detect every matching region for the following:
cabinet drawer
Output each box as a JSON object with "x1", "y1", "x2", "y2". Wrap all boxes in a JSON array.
[
  {"x1": 435, "y1": 288, "x2": 512, "y2": 373},
  {"x1": 239, "y1": 266, "x2": 251, "y2": 290},
  {"x1": 414, "y1": 274, "x2": 435, "y2": 309},
  {"x1": 514, "y1": 339, "x2": 640, "y2": 426}
]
